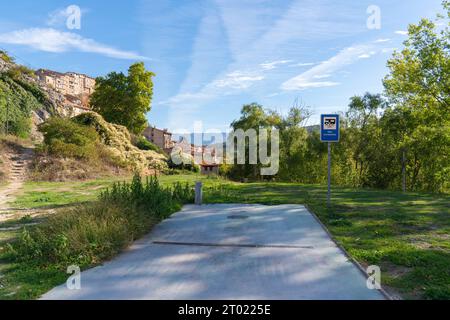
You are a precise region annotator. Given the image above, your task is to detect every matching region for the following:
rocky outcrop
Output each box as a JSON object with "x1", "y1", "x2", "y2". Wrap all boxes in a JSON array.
[{"x1": 0, "y1": 57, "x2": 11, "y2": 73}]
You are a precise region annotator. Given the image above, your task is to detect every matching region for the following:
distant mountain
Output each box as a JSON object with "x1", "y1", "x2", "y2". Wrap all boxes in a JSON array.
[{"x1": 304, "y1": 125, "x2": 320, "y2": 134}]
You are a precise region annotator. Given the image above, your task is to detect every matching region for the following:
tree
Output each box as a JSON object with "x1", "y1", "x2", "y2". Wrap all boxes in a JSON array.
[
  {"x1": 384, "y1": 3, "x2": 450, "y2": 117},
  {"x1": 382, "y1": 0, "x2": 450, "y2": 192},
  {"x1": 90, "y1": 62, "x2": 155, "y2": 135},
  {"x1": 346, "y1": 93, "x2": 387, "y2": 187},
  {"x1": 276, "y1": 105, "x2": 311, "y2": 182},
  {"x1": 229, "y1": 103, "x2": 281, "y2": 180}
]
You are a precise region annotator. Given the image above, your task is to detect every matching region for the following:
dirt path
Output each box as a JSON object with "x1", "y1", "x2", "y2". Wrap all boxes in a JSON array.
[{"x1": 0, "y1": 146, "x2": 34, "y2": 222}]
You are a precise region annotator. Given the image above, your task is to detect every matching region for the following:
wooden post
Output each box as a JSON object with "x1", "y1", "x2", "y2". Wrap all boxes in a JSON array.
[
  {"x1": 402, "y1": 149, "x2": 406, "y2": 192},
  {"x1": 195, "y1": 182, "x2": 203, "y2": 205}
]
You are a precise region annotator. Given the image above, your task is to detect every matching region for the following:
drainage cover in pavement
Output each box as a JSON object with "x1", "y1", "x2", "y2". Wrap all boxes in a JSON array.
[{"x1": 227, "y1": 215, "x2": 249, "y2": 220}]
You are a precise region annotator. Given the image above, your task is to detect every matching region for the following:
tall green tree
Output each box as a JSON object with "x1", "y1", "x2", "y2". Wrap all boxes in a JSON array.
[
  {"x1": 90, "y1": 62, "x2": 155, "y2": 135},
  {"x1": 276, "y1": 106, "x2": 310, "y2": 182},
  {"x1": 346, "y1": 93, "x2": 387, "y2": 187},
  {"x1": 229, "y1": 103, "x2": 280, "y2": 180},
  {"x1": 382, "y1": 0, "x2": 450, "y2": 192}
]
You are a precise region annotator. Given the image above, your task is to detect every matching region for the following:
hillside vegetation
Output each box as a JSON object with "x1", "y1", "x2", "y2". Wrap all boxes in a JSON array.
[
  {"x1": 1, "y1": 175, "x2": 193, "y2": 299},
  {"x1": 0, "y1": 65, "x2": 55, "y2": 139},
  {"x1": 1, "y1": 52, "x2": 168, "y2": 181},
  {"x1": 31, "y1": 112, "x2": 167, "y2": 181}
]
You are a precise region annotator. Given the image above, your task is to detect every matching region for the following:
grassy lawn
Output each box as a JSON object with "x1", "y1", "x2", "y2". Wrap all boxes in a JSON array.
[
  {"x1": 9, "y1": 177, "x2": 130, "y2": 209},
  {"x1": 0, "y1": 174, "x2": 449, "y2": 300},
  {"x1": 8, "y1": 174, "x2": 221, "y2": 210}
]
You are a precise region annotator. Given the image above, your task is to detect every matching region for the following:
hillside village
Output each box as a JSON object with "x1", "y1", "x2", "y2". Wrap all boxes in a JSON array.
[
  {"x1": 0, "y1": 52, "x2": 220, "y2": 183},
  {"x1": 35, "y1": 66, "x2": 221, "y2": 174}
]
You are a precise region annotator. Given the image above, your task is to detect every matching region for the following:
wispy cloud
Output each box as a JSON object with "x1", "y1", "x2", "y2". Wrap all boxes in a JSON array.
[
  {"x1": 382, "y1": 47, "x2": 397, "y2": 54},
  {"x1": 375, "y1": 38, "x2": 391, "y2": 43},
  {"x1": 358, "y1": 50, "x2": 376, "y2": 59},
  {"x1": 159, "y1": 92, "x2": 213, "y2": 105},
  {"x1": 260, "y1": 60, "x2": 292, "y2": 70},
  {"x1": 290, "y1": 62, "x2": 316, "y2": 67},
  {"x1": 395, "y1": 30, "x2": 408, "y2": 35},
  {"x1": 0, "y1": 28, "x2": 148, "y2": 60},
  {"x1": 213, "y1": 71, "x2": 265, "y2": 89},
  {"x1": 281, "y1": 43, "x2": 380, "y2": 91},
  {"x1": 313, "y1": 74, "x2": 332, "y2": 79},
  {"x1": 160, "y1": 0, "x2": 374, "y2": 128}
]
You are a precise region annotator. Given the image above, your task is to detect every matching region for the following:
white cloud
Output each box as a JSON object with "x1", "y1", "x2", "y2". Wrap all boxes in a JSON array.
[
  {"x1": 260, "y1": 60, "x2": 292, "y2": 70},
  {"x1": 286, "y1": 81, "x2": 339, "y2": 89},
  {"x1": 382, "y1": 47, "x2": 397, "y2": 54},
  {"x1": 159, "y1": 92, "x2": 212, "y2": 105},
  {"x1": 266, "y1": 92, "x2": 282, "y2": 98},
  {"x1": 313, "y1": 74, "x2": 331, "y2": 79},
  {"x1": 374, "y1": 38, "x2": 391, "y2": 43},
  {"x1": 281, "y1": 43, "x2": 379, "y2": 91},
  {"x1": 0, "y1": 28, "x2": 148, "y2": 60},
  {"x1": 395, "y1": 30, "x2": 408, "y2": 36},
  {"x1": 290, "y1": 62, "x2": 316, "y2": 67},
  {"x1": 213, "y1": 71, "x2": 265, "y2": 89}
]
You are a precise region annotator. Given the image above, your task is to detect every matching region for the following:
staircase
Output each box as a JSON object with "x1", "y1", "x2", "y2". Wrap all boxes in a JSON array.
[
  {"x1": 8, "y1": 151, "x2": 33, "y2": 182},
  {"x1": 0, "y1": 146, "x2": 34, "y2": 214}
]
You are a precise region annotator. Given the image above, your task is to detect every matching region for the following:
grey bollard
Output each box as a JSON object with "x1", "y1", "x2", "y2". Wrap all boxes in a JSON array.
[{"x1": 195, "y1": 182, "x2": 203, "y2": 205}]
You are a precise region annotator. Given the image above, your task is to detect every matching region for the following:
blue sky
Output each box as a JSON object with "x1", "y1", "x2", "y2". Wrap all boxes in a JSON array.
[{"x1": 0, "y1": 0, "x2": 444, "y2": 132}]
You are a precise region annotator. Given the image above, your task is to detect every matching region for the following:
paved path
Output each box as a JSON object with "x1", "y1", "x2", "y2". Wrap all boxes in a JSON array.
[{"x1": 42, "y1": 204, "x2": 385, "y2": 300}]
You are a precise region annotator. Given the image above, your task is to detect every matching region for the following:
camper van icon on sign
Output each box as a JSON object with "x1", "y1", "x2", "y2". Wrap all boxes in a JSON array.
[{"x1": 324, "y1": 117, "x2": 337, "y2": 130}]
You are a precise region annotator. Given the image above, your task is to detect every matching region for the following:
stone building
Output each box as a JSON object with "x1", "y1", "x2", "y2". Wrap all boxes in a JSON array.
[
  {"x1": 143, "y1": 127, "x2": 175, "y2": 153},
  {"x1": 200, "y1": 163, "x2": 219, "y2": 175},
  {"x1": 36, "y1": 69, "x2": 96, "y2": 106}
]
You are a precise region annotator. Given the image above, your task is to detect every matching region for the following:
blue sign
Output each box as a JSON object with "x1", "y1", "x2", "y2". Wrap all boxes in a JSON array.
[{"x1": 321, "y1": 114, "x2": 340, "y2": 142}]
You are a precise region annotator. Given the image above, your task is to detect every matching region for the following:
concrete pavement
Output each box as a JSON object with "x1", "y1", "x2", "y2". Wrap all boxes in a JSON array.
[{"x1": 42, "y1": 204, "x2": 385, "y2": 300}]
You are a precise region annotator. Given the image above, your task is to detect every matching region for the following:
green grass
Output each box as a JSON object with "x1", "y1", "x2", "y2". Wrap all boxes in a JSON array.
[
  {"x1": 1, "y1": 174, "x2": 449, "y2": 300},
  {"x1": 9, "y1": 174, "x2": 222, "y2": 209},
  {"x1": 0, "y1": 175, "x2": 194, "y2": 300},
  {"x1": 10, "y1": 177, "x2": 130, "y2": 209}
]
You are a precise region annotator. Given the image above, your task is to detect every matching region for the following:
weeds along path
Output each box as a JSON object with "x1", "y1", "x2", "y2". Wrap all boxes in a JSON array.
[{"x1": 0, "y1": 145, "x2": 35, "y2": 222}]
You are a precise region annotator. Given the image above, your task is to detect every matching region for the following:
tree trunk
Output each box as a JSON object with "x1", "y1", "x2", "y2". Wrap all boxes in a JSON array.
[{"x1": 402, "y1": 149, "x2": 406, "y2": 192}]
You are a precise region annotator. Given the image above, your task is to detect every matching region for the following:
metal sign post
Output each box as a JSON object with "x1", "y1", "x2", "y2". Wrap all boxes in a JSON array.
[
  {"x1": 327, "y1": 142, "x2": 331, "y2": 208},
  {"x1": 320, "y1": 114, "x2": 340, "y2": 208}
]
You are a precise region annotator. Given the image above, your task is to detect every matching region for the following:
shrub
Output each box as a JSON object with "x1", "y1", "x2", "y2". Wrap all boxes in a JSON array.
[
  {"x1": 7, "y1": 174, "x2": 194, "y2": 267},
  {"x1": 1, "y1": 73, "x2": 46, "y2": 138},
  {"x1": 6, "y1": 114, "x2": 31, "y2": 138},
  {"x1": 132, "y1": 135, "x2": 165, "y2": 154},
  {"x1": 72, "y1": 112, "x2": 168, "y2": 173},
  {"x1": 32, "y1": 117, "x2": 130, "y2": 181},
  {"x1": 0, "y1": 50, "x2": 14, "y2": 63},
  {"x1": 38, "y1": 117, "x2": 99, "y2": 159},
  {"x1": 168, "y1": 150, "x2": 200, "y2": 173},
  {"x1": 6, "y1": 65, "x2": 36, "y2": 80}
]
